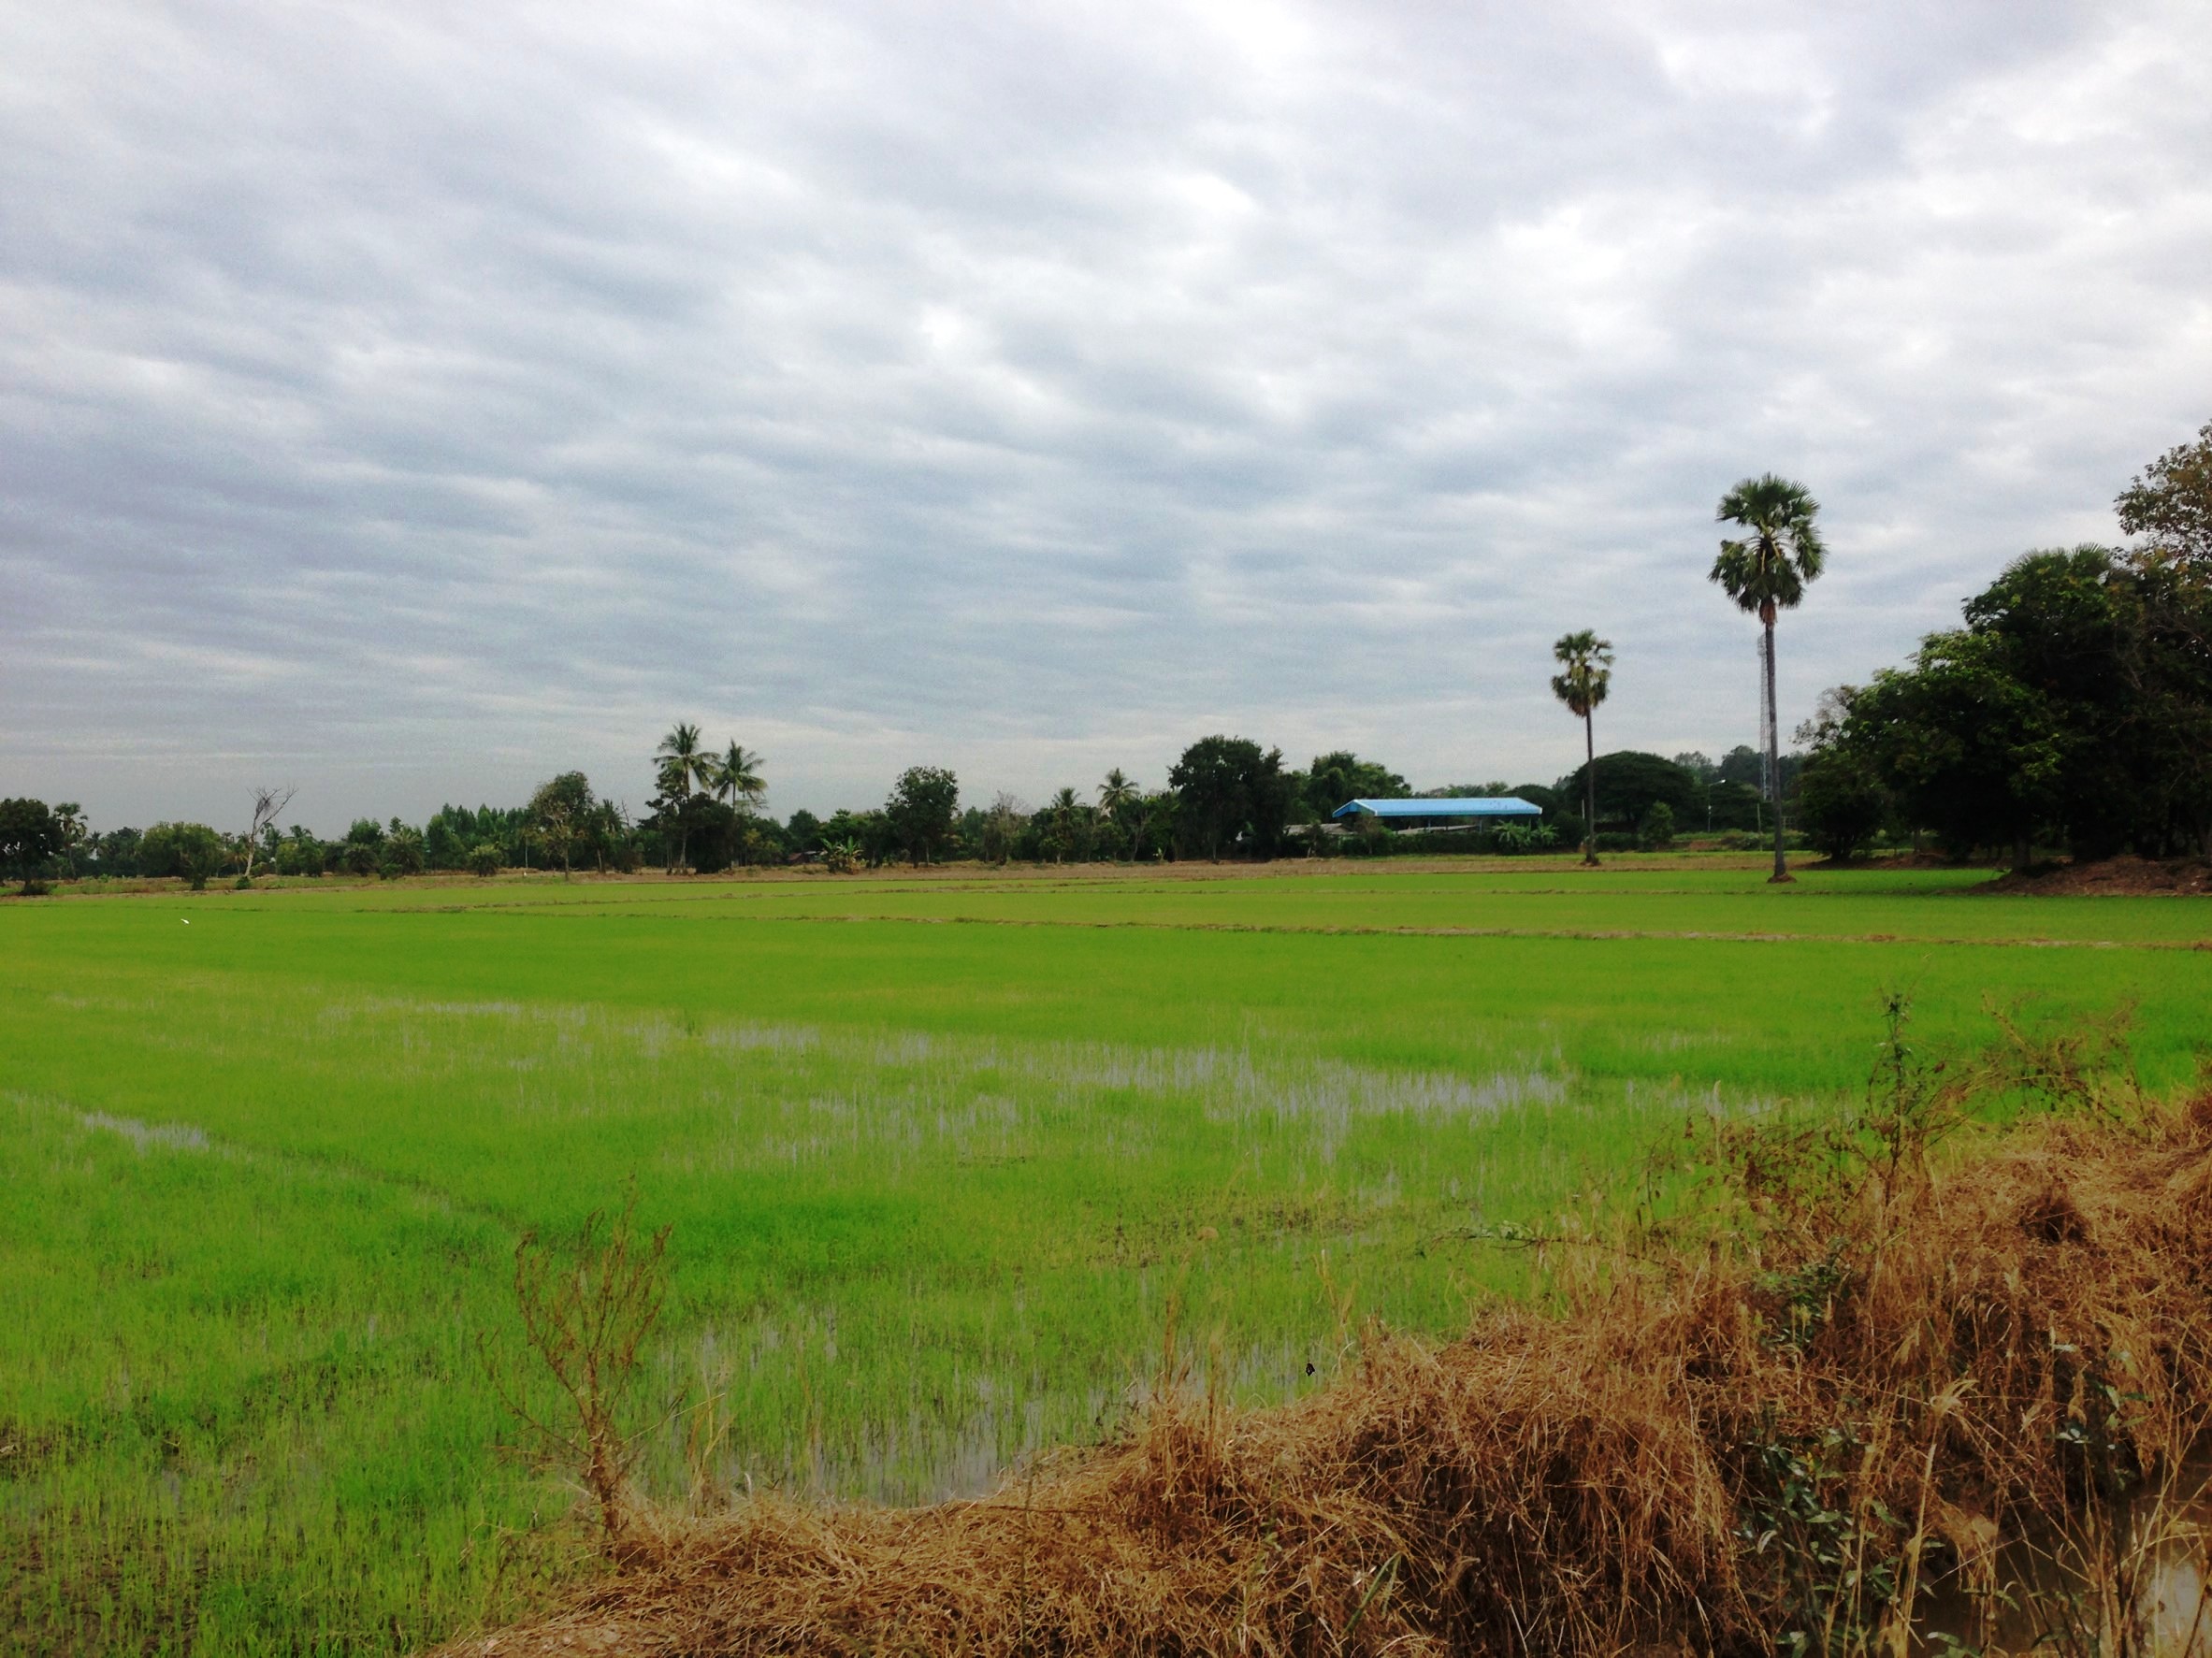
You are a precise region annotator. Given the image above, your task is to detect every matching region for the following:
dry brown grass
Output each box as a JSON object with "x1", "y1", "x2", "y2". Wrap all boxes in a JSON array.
[{"x1": 441, "y1": 1026, "x2": 2212, "y2": 1658}]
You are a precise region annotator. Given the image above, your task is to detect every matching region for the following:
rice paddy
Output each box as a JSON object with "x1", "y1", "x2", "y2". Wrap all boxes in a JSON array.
[{"x1": 3, "y1": 856, "x2": 2207, "y2": 1654}]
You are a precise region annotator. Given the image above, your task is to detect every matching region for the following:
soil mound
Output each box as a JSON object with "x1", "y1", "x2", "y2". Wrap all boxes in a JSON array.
[
  {"x1": 441, "y1": 1084, "x2": 2212, "y2": 1658},
  {"x1": 1987, "y1": 853, "x2": 2212, "y2": 896}
]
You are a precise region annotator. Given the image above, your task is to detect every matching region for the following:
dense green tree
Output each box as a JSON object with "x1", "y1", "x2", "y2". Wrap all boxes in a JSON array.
[
  {"x1": 1814, "y1": 539, "x2": 2212, "y2": 864},
  {"x1": 1558, "y1": 752, "x2": 1703, "y2": 836},
  {"x1": 1169, "y1": 736, "x2": 1289, "y2": 861},
  {"x1": 337, "y1": 817, "x2": 385, "y2": 876},
  {"x1": 1034, "y1": 786, "x2": 1080, "y2": 862},
  {"x1": 0, "y1": 798, "x2": 62, "y2": 892},
  {"x1": 1713, "y1": 744, "x2": 1765, "y2": 791},
  {"x1": 583, "y1": 800, "x2": 638, "y2": 872},
  {"x1": 973, "y1": 804, "x2": 1013, "y2": 871},
  {"x1": 785, "y1": 808, "x2": 822, "y2": 852},
  {"x1": 274, "y1": 833, "x2": 325, "y2": 876},
  {"x1": 382, "y1": 823, "x2": 426, "y2": 878},
  {"x1": 141, "y1": 821, "x2": 228, "y2": 889},
  {"x1": 885, "y1": 766, "x2": 959, "y2": 866},
  {"x1": 1299, "y1": 752, "x2": 1409, "y2": 821},
  {"x1": 2117, "y1": 419, "x2": 2212, "y2": 568},
  {"x1": 83, "y1": 826, "x2": 142, "y2": 876},
  {"x1": 529, "y1": 772, "x2": 595, "y2": 874},
  {"x1": 825, "y1": 815, "x2": 900, "y2": 871},
  {"x1": 679, "y1": 798, "x2": 742, "y2": 873},
  {"x1": 1550, "y1": 631, "x2": 1613, "y2": 866},
  {"x1": 856, "y1": 809, "x2": 898, "y2": 867},
  {"x1": 1794, "y1": 692, "x2": 1891, "y2": 863},
  {"x1": 1833, "y1": 641, "x2": 2064, "y2": 867},
  {"x1": 1131, "y1": 791, "x2": 1177, "y2": 861},
  {"x1": 48, "y1": 803, "x2": 88, "y2": 878},
  {"x1": 1713, "y1": 474, "x2": 1827, "y2": 882}
]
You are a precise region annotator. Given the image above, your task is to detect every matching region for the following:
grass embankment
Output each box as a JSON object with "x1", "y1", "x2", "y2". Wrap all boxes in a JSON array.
[
  {"x1": 1, "y1": 858, "x2": 2206, "y2": 1652},
  {"x1": 445, "y1": 1042, "x2": 2212, "y2": 1657}
]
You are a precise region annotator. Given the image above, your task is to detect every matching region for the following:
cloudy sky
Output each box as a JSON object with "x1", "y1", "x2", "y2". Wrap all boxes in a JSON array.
[{"x1": 5, "y1": 0, "x2": 2209, "y2": 831}]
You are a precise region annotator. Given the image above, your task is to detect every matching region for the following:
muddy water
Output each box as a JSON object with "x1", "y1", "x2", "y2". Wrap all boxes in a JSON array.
[{"x1": 1916, "y1": 1475, "x2": 2212, "y2": 1657}]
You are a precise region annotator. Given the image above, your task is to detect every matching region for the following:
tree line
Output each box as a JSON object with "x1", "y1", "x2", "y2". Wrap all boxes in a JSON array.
[
  {"x1": 0, "y1": 728, "x2": 1798, "y2": 895},
  {"x1": 1792, "y1": 422, "x2": 2212, "y2": 867},
  {"x1": 6, "y1": 420, "x2": 2204, "y2": 890}
]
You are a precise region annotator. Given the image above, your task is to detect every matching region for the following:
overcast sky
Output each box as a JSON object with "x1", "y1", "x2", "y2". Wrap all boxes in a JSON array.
[{"x1": 5, "y1": 0, "x2": 2209, "y2": 831}]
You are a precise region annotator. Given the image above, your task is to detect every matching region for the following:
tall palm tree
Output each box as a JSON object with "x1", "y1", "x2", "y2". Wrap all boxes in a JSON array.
[
  {"x1": 654, "y1": 721, "x2": 711, "y2": 872},
  {"x1": 712, "y1": 742, "x2": 767, "y2": 811},
  {"x1": 1098, "y1": 769, "x2": 1137, "y2": 858},
  {"x1": 1712, "y1": 475, "x2": 1826, "y2": 884},
  {"x1": 1098, "y1": 768, "x2": 1137, "y2": 816},
  {"x1": 1551, "y1": 630, "x2": 1613, "y2": 866}
]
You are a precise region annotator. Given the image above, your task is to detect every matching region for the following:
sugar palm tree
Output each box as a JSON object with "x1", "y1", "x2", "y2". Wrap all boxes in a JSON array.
[
  {"x1": 1712, "y1": 475, "x2": 1826, "y2": 883},
  {"x1": 712, "y1": 742, "x2": 767, "y2": 811},
  {"x1": 654, "y1": 721, "x2": 711, "y2": 872},
  {"x1": 1551, "y1": 630, "x2": 1613, "y2": 866}
]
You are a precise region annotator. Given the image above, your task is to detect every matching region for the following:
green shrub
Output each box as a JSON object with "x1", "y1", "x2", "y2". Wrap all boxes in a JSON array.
[{"x1": 141, "y1": 821, "x2": 229, "y2": 889}]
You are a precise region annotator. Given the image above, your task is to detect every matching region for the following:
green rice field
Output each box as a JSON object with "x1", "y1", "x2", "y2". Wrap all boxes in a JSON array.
[{"x1": 4, "y1": 856, "x2": 2208, "y2": 1653}]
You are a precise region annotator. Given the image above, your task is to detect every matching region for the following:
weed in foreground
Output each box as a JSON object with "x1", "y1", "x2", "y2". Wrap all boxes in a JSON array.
[{"x1": 487, "y1": 1182, "x2": 671, "y2": 1561}]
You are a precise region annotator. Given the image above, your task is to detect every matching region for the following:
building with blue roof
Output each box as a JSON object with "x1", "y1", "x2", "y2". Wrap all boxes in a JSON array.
[{"x1": 1329, "y1": 797, "x2": 1542, "y2": 829}]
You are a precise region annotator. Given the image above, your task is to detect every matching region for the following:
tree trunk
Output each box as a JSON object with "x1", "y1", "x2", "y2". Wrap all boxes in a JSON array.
[
  {"x1": 1764, "y1": 613, "x2": 1792, "y2": 884},
  {"x1": 1583, "y1": 712, "x2": 1598, "y2": 866},
  {"x1": 2013, "y1": 831, "x2": 2032, "y2": 872}
]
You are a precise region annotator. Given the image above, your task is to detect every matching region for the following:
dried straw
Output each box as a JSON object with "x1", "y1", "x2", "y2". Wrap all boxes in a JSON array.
[{"x1": 443, "y1": 1089, "x2": 2212, "y2": 1657}]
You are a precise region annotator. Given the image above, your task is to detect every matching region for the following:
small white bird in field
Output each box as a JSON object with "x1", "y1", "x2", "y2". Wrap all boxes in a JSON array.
[{"x1": 182, "y1": 918, "x2": 191, "y2": 925}]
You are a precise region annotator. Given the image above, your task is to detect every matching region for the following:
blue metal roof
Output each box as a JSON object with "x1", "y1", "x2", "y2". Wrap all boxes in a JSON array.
[{"x1": 1331, "y1": 797, "x2": 1543, "y2": 820}]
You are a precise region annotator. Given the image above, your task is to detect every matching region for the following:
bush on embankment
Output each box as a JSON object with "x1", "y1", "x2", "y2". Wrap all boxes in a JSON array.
[{"x1": 444, "y1": 1007, "x2": 2212, "y2": 1658}]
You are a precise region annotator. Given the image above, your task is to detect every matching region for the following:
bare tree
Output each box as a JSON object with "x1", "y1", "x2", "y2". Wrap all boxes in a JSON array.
[{"x1": 242, "y1": 786, "x2": 296, "y2": 883}]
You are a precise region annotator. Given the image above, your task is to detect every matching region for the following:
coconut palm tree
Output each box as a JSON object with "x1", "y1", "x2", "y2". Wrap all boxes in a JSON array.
[
  {"x1": 1551, "y1": 630, "x2": 1613, "y2": 866},
  {"x1": 1045, "y1": 786, "x2": 1080, "y2": 862},
  {"x1": 1098, "y1": 769, "x2": 1137, "y2": 858},
  {"x1": 1712, "y1": 475, "x2": 1827, "y2": 883},
  {"x1": 712, "y1": 742, "x2": 767, "y2": 811},
  {"x1": 1098, "y1": 768, "x2": 1137, "y2": 816},
  {"x1": 654, "y1": 722, "x2": 712, "y2": 872}
]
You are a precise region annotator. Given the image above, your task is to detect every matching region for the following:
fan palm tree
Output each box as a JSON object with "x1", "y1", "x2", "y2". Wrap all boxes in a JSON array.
[
  {"x1": 1712, "y1": 475, "x2": 1826, "y2": 883},
  {"x1": 712, "y1": 742, "x2": 767, "y2": 811},
  {"x1": 654, "y1": 722, "x2": 711, "y2": 872},
  {"x1": 1551, "y1": 630, "x2": 1613, "y2": 866}
]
